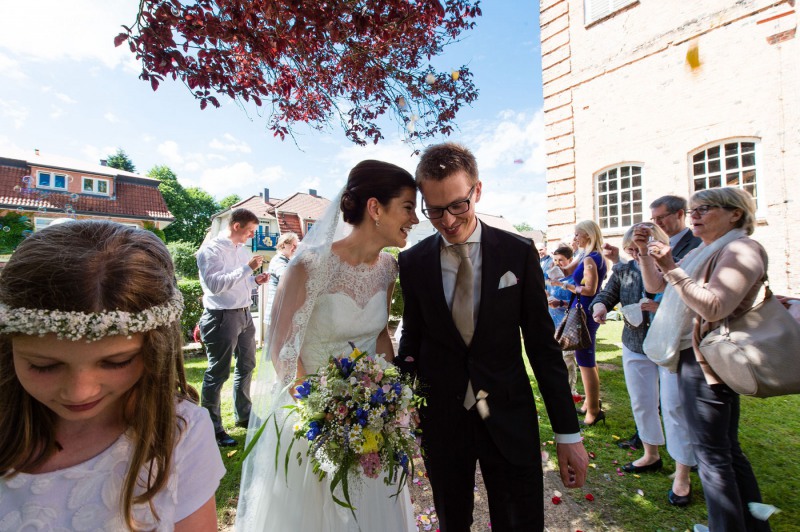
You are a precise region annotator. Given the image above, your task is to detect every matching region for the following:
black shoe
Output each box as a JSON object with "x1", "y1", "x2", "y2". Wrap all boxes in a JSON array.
[
  {"x1": 235, "y1": 419, "x2": 249, "y2": 429},
  {"x1": 668, "y1": 486, "x2": 692, "y2": 507},
  {"x1": 622, "y1": 458, "x2": 663, "y2": 473},
  {"x1": 690, "y1": 465, "x2": 699, "y2": 473},
  {"x1": 617, "y1": 431, "x2": 643, "y2": 449},
  {"x1": 580, "y1": 410, "x2": 606, "y2": 427},
  {"x1": 215, "y1": 430, "x2": 237, "y2": 447},
  {"x1": 576, "y1": 400, "x2": 603, "y2": 415}
]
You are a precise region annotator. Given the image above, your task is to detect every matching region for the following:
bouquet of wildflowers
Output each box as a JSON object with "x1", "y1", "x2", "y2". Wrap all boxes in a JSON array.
[{"x1": 246, "y1": 343, "x2": 422, "y2": 514}]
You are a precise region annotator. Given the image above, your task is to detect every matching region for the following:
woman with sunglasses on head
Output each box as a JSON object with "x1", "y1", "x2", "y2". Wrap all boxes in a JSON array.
[
  {"x1": 636, "y1": 187, "x2": 770, "y2": 532},
  {"x1": 550, "y1": 220, "x2": 608, "y2": 426}
]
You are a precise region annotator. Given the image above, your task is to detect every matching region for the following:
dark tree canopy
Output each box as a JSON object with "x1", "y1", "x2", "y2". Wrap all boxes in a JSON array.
[
  {"x1": 117, "y1": 0, "x2": 481, "y2": 146},
  {"x1": 106, "y1": 148, "x2": 137, "y2": 173}
]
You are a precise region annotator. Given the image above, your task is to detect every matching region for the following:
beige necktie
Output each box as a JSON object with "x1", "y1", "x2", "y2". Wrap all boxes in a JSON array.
[{"x1": 451, "y1": 244, "x2": 476, "y2": 409}]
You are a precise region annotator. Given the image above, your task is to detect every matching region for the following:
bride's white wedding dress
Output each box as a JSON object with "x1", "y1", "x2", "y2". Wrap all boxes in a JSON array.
[{"x1": 236, "y1": 251, "x2": 416, "y2": 531}]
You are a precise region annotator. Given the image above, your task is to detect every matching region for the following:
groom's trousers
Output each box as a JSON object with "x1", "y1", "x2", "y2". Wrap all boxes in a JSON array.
[{"x1": 424, "y1": 408, "x2": 544, "y2": 532}]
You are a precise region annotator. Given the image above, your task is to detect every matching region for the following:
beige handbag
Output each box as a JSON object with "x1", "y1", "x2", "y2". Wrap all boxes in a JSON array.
[{"x1": 698, "y1": 281, "x2": 800, "y2": 398}]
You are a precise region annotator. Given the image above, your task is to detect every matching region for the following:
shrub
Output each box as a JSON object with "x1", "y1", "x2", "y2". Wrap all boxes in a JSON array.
[
  {"x1": 178, "y1": 279, "x2": 204, "y2": 341},
  {"x1": 0, "y1": 213, "x2": 34, "y2": 254},
  {"x1": 142, "y1": 221, "x2": 166, "y2": 242},
  {"x1": 168, "y1": 240, "x2": 200, "y2": 279}
]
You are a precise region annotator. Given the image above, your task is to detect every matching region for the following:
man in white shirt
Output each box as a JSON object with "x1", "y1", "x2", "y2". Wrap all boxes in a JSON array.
[{"x1": 197, "y1": 208, "x2": 268, "y2": 446}]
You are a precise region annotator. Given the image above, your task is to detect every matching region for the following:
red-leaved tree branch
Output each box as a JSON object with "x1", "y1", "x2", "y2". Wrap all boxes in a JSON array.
[{"x1": 117, "y1": 0, "x2": 481, "y2": 146}]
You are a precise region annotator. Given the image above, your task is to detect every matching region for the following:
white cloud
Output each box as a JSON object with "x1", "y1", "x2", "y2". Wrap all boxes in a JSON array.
[
  {"x1": 193, "y1": 162, "x2": 287, "y2": 198},
  {"x1": 50, "y1": 105, "x2": 64, "y2": 119},
  {"x1": 0, "y1": 100, "x2": 29, "y2": 129},
  {"x1": 55, "y1": 93, "x2": 77, "y2": 104},
  {"x1": 0, "y1": 1, "x2": 139, "y2": 72},
  {"x1": 0, "y1": 52, "x2": 26, "y2": 81},
  {"x1": 157, "y1": 140, "x2": 184, "y2": 166},
  {"x1": 104, "y1": 112, "x2": 120, "y2": 123},
  {"x1": 81, "y1": 144, "x2": 120, "y2": 166},
  {"x1": 209, "y1": 133, "x2": 252, "y2": 154}
]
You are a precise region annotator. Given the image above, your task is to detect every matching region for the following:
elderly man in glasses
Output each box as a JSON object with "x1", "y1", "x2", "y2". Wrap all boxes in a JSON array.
[{"x1": 395, "y1": 142, "x2": 587, "y2": 532}]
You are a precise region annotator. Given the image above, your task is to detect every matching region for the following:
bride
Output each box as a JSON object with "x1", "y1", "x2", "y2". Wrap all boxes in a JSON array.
[{"x1": 236, "y1": 160, "x2": 419, "y2": 531}]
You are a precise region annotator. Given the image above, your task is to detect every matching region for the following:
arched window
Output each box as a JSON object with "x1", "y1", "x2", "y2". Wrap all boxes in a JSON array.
[
  {"x1": 690, "y1": 139, "x2": 761, "y2": 209},
  {"x1": 595, "y1": 164, "x2": 644, "y2": 229}
]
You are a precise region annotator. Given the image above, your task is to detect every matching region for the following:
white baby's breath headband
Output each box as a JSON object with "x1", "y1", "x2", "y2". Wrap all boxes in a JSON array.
[{"x1": 0, "y1": 292, "x2": 184, "y2": 342}]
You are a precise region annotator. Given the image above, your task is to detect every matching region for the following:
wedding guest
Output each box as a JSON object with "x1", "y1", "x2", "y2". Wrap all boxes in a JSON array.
[
  {"x1": 638, "y1": 187, "x2": 770, "y2": 532},
  {"x1": 604, "y1": 194, "x2": 702, "y2": 450},
  {"x1": 546, "y1": 245, "x2": 579, "y2": 397},
  {"x1": 0, "y1": 221, "x2": 224, "y2": 531},
  {"x1": 397, "y1": 142, "x2": 587, "y2": 531},
  {"x1": 550, "y1": 220, "x2": 608, "y2": 425},
  {"x1": 264, "y1": 232, "x2": 298, "y2": 332},
  {"x1": 592, "y1": 223, "x2": 696, "y2": 506},
  {"x1": 197, "y1": 208, "x2": 269, "y2": 446}
]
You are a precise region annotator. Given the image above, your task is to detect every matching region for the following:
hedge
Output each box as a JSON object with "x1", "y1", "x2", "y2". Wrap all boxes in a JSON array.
[{"x1": 177, "y1": 279, "x2": 204, "y2": 341}]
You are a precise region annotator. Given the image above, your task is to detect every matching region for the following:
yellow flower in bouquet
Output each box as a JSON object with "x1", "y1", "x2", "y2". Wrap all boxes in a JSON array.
[{"x1": 360, "y1": 429, "x2": 383, "y2": 454}]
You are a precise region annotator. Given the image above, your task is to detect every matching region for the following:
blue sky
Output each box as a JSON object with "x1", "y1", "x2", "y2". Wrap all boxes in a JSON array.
[{"x1": 0, "y1": 1, "x2": 547, "y2": 227}]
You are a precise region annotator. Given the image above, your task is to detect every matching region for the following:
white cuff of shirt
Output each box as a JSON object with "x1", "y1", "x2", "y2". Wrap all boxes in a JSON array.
[{"x1": 554, "y1": 432, "x2": 582, "y2": 445}]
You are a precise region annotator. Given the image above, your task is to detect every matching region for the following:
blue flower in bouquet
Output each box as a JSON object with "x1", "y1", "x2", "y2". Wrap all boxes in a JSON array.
[
  {"x1": 337, "y1": 357, "x2": 354, "y2": 377},
  {"x1": 392, "y1": 382, "x2": 403, "y2": 396},
  {"x1": 370, "y1": 387, "x2": 386, "y2": 405},
  {"x1": 396, "y1": 452, "x2": 410, "y2": 473},
  {"x1": 294, "y1": 380, "x2": 312, "y2": 399},
  {"x1": 306, "y1": 420, "x2": 321, "y2": 441},
  {"x1": 355, "y1": 407, "x2": 369, "y2": 427}
]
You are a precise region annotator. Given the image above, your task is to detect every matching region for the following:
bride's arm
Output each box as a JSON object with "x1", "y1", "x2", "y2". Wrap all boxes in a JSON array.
[
  {"x1": 266, "y1": 259, "x2": 310, "y2": 386},
  {"x1": 376, "y1": 280, "x2": 396, "y2": 362}
]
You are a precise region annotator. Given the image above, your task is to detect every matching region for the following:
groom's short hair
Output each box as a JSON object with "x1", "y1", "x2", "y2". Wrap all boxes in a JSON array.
[{"x1": 416, "y1": 142, "x2": 479, "y2": 185}]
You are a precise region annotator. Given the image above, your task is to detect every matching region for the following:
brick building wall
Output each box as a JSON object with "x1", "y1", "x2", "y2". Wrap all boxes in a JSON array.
[{"x1": 540, "y1": 0, "x2": 799, "y2": 292}]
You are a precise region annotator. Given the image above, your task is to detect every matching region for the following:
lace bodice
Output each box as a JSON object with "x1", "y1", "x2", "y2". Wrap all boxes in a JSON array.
[{"x1": 299, "y1": 252, "x2": 397, "y2": 373}]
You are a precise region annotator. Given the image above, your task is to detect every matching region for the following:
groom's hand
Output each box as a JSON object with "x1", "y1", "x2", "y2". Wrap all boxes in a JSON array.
[{"x1": 556, "y1": 442, "x2": 589, "y2": 489}]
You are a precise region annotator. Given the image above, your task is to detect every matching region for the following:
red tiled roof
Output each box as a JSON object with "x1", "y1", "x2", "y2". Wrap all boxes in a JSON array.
[
  {"x1": 0, "y1": 160, "x2": 173, "y2": 221},
  {"x1": 274, "y1": 192, "x2": 330, "y2": 220},
  {"x1": 232, "y1": 195, "x2": 281, "y2": 219},
  {"x1": 278, "y1": 212, "x2": 303, "y2": 236}
]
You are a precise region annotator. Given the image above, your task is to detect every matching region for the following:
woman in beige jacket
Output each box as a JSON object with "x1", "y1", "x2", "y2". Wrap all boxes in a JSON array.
[{"x1": 634, "y1": 187, "x2": 770, "y2": 532}]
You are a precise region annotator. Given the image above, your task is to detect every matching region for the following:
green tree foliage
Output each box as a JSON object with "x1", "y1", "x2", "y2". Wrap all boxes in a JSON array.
[
  {"x1": 106, "y1": 148, "x2": 137, "y2": 173},
  {"x1": 219, "y1": 194, "x2": 241, "y2": 210},
  {"x1": 0, "y1": 213, "x2": 34, "y2": 254},
  {"x1": 141, "y1": 221, "x2": 166, "y2": 242},
  {"x1": 514, "y1": 222, "x2": 533, "y2": 233},
  {"x1": 149, "y1": 165, "x2": 220, "y2": 247},
  {"x1": 167, "y1": 240, "x2": 200, "y2": 279}
]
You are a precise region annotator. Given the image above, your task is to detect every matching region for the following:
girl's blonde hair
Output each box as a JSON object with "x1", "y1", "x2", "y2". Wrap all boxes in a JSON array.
[
  {"x1": 575, "y1": 220, "x2": 604, "y2": 254},
  {"x1": 0, "y1": 221, "x2": 197, "y2": 531}
]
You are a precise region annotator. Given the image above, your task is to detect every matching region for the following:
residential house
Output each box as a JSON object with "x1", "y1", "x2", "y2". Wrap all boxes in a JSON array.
[
  {"x1": 539, "y1": 0, "x2": 798, "y2": 291},
  {"x1": 210, "y1": 188, "x2": 330, "y2": 261},
  {"x1": 0, "y1": 150, "x2": 173, "y2": 233}
]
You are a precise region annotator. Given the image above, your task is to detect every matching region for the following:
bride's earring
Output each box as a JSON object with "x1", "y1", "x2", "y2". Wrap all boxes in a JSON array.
[{"x1": 375, "y1": 217, "x2": 381, "y2": 227}]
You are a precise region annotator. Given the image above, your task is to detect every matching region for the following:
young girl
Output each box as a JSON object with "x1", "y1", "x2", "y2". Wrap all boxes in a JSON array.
[{"x1": 0, "y1": 221, "x2": 224, "y2": 531}]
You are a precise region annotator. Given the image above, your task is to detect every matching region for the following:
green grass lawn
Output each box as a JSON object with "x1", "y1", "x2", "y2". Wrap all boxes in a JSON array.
[
  {"x1": 189, "y1": 322, "x2": 800, "y2": 530},
  {"x1": 531, "y1": 320, "x2": 800, "y2": 531}
]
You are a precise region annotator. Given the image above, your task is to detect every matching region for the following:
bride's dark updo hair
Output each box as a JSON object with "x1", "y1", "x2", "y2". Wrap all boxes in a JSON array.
[{"x1": 340, "y1": 160, "x2": 416, "y2": 225}]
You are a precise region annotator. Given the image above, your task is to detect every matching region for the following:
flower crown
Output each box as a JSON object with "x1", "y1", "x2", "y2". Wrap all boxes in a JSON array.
[{"x1": 0, "y1": 292, "x2": 184, "y2": 342}]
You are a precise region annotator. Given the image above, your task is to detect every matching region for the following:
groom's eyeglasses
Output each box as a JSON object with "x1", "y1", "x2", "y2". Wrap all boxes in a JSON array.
[{"x1": 422, "y1": 185, "x2": 476, "y2": 220}]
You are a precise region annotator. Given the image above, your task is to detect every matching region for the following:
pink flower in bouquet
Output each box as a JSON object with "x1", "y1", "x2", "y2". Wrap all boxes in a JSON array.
[
  {"x1": 336, "y1": 404, "x2": 348, "y2": 418},
  {"x1": 360, "y1": 452, "x2": 382, "y2": 479}
]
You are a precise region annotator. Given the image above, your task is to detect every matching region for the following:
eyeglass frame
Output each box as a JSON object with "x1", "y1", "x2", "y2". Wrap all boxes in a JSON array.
[
  {"x1": 687, "y1": 204, "x2": 725, "y2": 217},
  {"x1": 421, "y1": 184, "x2": 477, "y2": 220},
  {"x1": 650, "y1": 210, "x2": 679, "y2": 223}
]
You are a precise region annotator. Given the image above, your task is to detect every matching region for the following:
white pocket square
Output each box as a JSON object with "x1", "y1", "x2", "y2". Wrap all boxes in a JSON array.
[{"x1": 498, "y1": 271, "x2": 518, "y2": 289}]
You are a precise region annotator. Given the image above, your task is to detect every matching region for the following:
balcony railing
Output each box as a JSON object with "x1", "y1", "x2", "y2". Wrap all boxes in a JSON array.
[{"x1": 252, "y1": 227, "x2": 280, "y2": 251}]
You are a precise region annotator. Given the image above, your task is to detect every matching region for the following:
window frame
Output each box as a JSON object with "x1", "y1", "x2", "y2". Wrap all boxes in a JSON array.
[
  {"x1": 584, "y1": 0, "x2": 638, "y2": 25},
  {"x1": 36, "y1": 171, "x2": 68, "y2": 191},
  {"x1": 594, "y1": 162, "x2": 645, "y2": 232},
  {"x1": 81, "y1": 176, "x2": 111, "y2": 196},
  {"x1": 688, "y1": 138, "x2": 764, "y2": 218}
]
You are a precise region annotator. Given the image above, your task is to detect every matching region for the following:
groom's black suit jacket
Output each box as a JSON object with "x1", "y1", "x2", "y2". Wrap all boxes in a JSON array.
[{"x1": 397, "y1": 222, "x2": 580, "y2": 466}]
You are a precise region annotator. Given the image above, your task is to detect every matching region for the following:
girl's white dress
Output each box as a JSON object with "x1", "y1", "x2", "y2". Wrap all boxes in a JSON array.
[
  {"x1": 0, "y1": 401, "x2": 225, "y2": 531},
  {"x1": 236, "y1": 252, "x2": 416, "y2": 531}
]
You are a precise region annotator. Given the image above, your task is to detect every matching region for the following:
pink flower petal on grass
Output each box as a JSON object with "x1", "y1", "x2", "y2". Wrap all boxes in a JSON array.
[{"x1": 585, "y1": 493, "x2": 594, "y2": 502}]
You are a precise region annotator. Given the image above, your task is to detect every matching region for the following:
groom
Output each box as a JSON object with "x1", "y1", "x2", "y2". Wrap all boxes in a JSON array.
[{"x1": 397, "y1": 143, "x2": 588, "y2": 531}]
